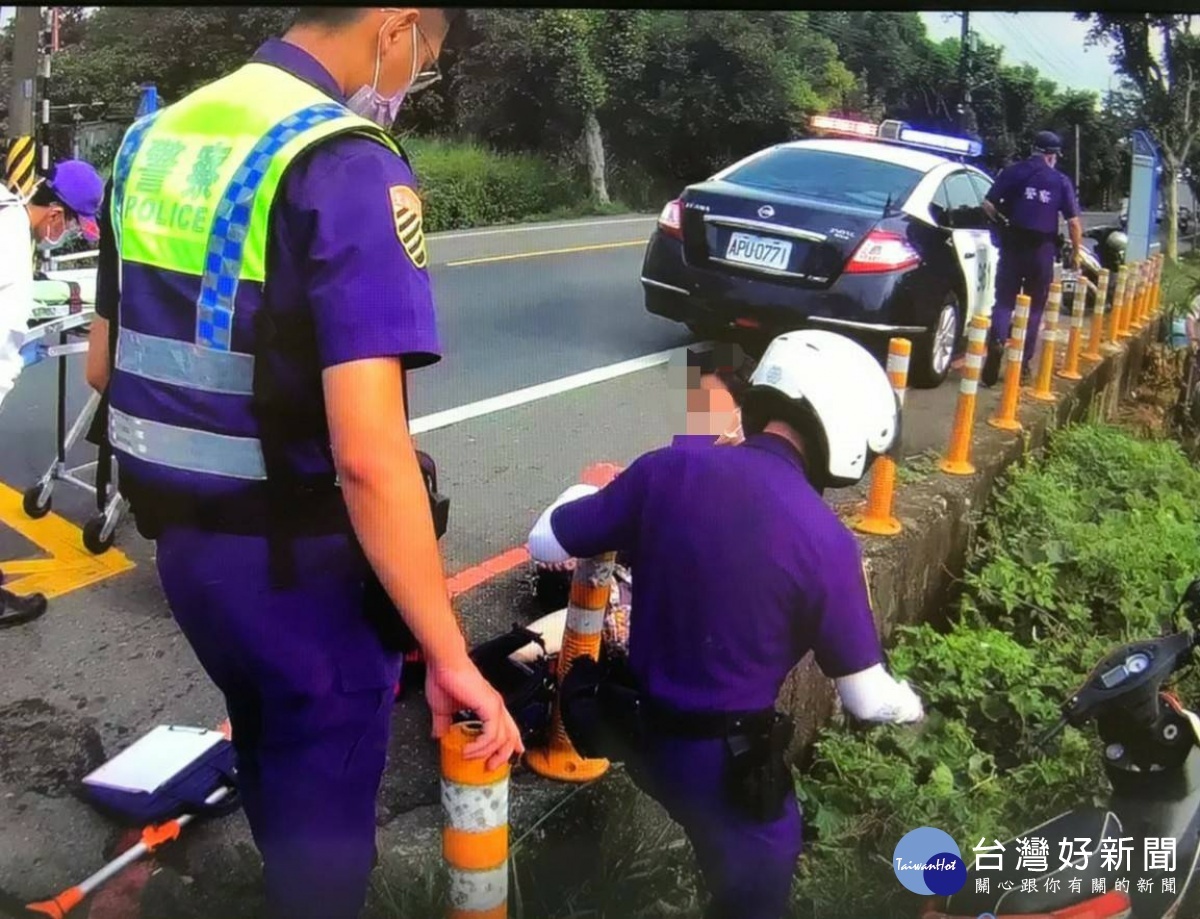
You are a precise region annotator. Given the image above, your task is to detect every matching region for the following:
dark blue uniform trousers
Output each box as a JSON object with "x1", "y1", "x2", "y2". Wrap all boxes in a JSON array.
[
  {"x1": 633, "y1": 733, "x2": 803, "y2": 919},
  {"x1": 990, "y1": 239, "x2": 1056, "y2": 368},
  {"x1": 156, "y1": 527, "x2": 401, "y2": 919}
]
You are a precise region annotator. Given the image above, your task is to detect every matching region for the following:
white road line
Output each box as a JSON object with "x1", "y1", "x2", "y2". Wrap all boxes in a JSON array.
[
  {"x1": 409, "y1": 344, "x2": 704, "y2": 435},
  {"x1": 430, "y1": 216, "x2": 656, "y2": 241}
]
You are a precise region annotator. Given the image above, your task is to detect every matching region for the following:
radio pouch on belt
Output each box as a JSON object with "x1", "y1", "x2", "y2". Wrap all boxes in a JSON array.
[
  {"x1": 724, "y1": 713, "x2": 795, "y2": 823},
  {"x1": 81, "y1": 726, "x2": 240, "y2": 827}
]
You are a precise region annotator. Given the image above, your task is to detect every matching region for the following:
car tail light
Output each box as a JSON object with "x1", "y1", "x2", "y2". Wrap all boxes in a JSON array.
[
  {"x1": 845, "y1": 230, "x2": 921, "y2": 274},
  {"x1": 658, "y1": 199, "x2": 683, "y2": 239}
]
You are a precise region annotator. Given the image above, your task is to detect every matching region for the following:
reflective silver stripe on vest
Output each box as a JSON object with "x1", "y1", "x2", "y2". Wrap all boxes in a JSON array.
[
  {"x1": 116, "y1": 328, "x2": 256, "y2": 395},
  {"x1": 109, "y1": 407, "x2": 267, "y2": 480}
]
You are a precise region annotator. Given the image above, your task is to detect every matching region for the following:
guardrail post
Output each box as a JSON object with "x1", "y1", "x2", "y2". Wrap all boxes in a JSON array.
[
  {"x1": 939, "y1": 315, "x2": 990, "y2": 476},
  {"x1": 525, "y1": 553, "x2": 614, "y2": 783},
  {"x1": 988, "y1": 294, "x2": 1030, "y2": 433},
  {"x1": 1057, "y1": 276, "x2": 1086, "y2": 381},
  {"x1": 1030, "y1": 283, "x2": 1062, "y2": 402},
  {"x1": 853, "y1": 338, "x2": 911, "y2": 537},
  {"x1": 1083, "y1": 269, "x2": 1110, "y2": 363},
  {"x1": 442, "y1": 721, "x2": 510, "y2": 919}
]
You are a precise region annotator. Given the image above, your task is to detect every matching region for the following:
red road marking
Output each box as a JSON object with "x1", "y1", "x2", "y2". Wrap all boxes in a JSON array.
[{"x1": 447, "y1": 547, "x2": 530, "y2": 598}]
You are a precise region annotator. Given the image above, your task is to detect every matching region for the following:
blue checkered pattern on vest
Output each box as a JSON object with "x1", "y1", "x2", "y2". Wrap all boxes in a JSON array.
[
  {"x1": 111, "y1": 112, "x2": 163, "y2": 254},
  {"x1": 195, "y1": 102, "x2": 348, "y2": 352}
]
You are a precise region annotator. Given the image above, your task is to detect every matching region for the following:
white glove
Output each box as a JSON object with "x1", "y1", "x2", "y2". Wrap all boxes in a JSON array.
[
  {"x1": 835, "y1": 664, "x2": 925, "y2": 724},
  {"x1": 527, "y1": 483, "x2": 599, "y2": 565}
]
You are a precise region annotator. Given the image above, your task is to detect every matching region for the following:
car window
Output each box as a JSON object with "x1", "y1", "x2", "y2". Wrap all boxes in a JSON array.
[
  {"x1": 966, "y1": 171, "x2": 993, "y2": 202},
  {"x1": 722, "y1": 148, "x2": 925, "y2": 211},
  {"x1": 943, "y1": 172, "x2": 982, "y2": 211}
]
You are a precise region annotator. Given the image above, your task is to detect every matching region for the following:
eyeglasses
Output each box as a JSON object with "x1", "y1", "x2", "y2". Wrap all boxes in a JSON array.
[{"x1": 408, "y1": 25, "x2": 442, "y2": 95}]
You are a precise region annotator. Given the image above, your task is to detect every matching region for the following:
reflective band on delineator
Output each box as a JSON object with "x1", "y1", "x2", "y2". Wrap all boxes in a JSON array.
[
  {"x1": 565, "y1": 606, "x2": 606, "y2": 636},
  {"x1": 448, "y1": 865, "x2": 508, "y2": 913},
  {"x1": 117, "y1": 327, "x2": 255, "y2": 395},
  {"x1": 109, "y1": 407, "x2": 267, "y2": 480},
  {"x1": 197, "y1": 102, "x2": 348, "y2": 353},
  {"x1": 441, "y1": 779, "x2": 508, "y2": 833}
]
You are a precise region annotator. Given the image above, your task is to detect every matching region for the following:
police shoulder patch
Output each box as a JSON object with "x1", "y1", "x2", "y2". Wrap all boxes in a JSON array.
[{"x1": 390, "y1": 184, "x2": 427, "y2": 270}]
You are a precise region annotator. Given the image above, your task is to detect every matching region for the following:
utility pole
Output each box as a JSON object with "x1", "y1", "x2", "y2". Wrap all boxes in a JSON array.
[
  {"x1": 958, "y1": 11, "x2": 971, "y2": 133},
  {"x1": 5, "y1": 6, "x2": 42, "y2": 197},
  {"x1": 1080, "y1": 124, "x2": 1089, "y2": 194},
  {"x1": 6, "y1": 6, "x2": 41, "y2": 139}
]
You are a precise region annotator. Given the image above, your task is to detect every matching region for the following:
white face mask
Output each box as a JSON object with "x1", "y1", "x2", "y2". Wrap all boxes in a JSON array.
[
  {"x1": 35, "y1": 211, "x2": 80, "y2": 252},
  {"x1": 346, "y1": 17, "x2": 421, "y2": 128}
]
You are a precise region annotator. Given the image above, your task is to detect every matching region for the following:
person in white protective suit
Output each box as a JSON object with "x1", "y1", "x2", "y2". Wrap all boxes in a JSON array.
[{"x1": 0, "y1": 161, "x2": 104, "y2": 411}]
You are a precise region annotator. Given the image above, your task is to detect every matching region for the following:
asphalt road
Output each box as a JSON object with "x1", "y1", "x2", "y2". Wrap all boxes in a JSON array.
[{"x1": 0, "y1": 208, "x2": 1127, "y2": 907}]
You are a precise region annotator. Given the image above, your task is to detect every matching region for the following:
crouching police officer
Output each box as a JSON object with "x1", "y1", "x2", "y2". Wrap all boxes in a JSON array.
[
  {"x1": 982, "y1": 130, "x2": 1083, "y2": 385},
  {"x1": 526, "y1": 330, "x2": 925, "y2": 919},
  {"x1": 84, "y1": 8, "x2": 522, "y2": 919}
]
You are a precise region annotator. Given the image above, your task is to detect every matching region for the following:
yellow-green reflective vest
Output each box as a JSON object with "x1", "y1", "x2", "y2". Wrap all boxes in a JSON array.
[{"x1": 108, "y1": 62, "x2": 401, "y2": 493}]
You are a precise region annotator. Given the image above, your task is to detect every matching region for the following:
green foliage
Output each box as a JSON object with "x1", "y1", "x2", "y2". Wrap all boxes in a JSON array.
[
  {"x1": 404, "y1": 137, "x2": 591, "y2": 234},
  {"x1": 793, "y1": 423, "x2": 1200, "y2": 918}
]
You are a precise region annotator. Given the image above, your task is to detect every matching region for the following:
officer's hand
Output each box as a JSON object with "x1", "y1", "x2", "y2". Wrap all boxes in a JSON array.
[
  {"x1": 1072, "y1": 247, "x2": 1083, "y2": 269},
  {"x1": 580, "y1": 462, "x2": 623, "y2": 489},
  {"x1": 425, "y1": 660, "x2": 525, "y2": 771}
]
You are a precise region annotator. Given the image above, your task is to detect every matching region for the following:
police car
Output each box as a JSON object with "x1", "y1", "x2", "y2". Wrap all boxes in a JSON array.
[{"x1": 641, "y1": 116, "x2": 1000, "y2": 388}]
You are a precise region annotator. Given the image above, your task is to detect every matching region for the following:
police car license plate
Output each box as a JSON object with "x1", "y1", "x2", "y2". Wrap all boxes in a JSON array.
[{"x1": 726, "y1": 232, "x2": 793, "y2": 271}]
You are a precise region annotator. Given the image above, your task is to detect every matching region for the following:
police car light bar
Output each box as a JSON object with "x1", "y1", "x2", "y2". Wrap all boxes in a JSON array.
[
  {"x1": 897, "y1": 127, "x2": 983, "y2": 158},
  {"x1": 810, "y1": 115, "x2": 983, "y2": 158},
  {"x1": 809, "y1": 115, "x2": 879, "y2": 139}
]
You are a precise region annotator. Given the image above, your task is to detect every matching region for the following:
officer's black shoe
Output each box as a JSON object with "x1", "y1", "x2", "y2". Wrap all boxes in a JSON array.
[{"x1": 981, "y1": 342, "x2": 1004, "y2": 388}]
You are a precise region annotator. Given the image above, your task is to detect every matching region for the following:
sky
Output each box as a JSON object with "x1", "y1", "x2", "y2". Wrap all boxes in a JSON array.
[
  {"x1": 919, "y1": 11, "x2": 1119, "y2": 97},
  {"x1": 0, "y1": 7, "x2": 1122, "y2": 98}
]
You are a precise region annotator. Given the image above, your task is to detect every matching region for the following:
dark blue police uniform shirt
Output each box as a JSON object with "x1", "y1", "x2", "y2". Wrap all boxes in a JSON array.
[
  {"x1": 552, "y1": 433, "x2": 885, "y2": 714},
  {"x1": 986, "y1": 155, "x2": 1080, "y2": 237},
  {"x1": 97, "y1": 38, "x2": 440, "y2": 374}
]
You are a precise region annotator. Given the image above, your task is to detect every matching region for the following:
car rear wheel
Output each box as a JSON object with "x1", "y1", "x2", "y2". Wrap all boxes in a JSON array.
[{"x1": 911, "y1": 292, "x2": 961, "y2": 389}]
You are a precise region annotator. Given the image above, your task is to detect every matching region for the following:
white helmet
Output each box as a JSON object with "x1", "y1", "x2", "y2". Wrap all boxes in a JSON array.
[{"x1": 741, "y1": 330, "x2": 899, "y2": 489}]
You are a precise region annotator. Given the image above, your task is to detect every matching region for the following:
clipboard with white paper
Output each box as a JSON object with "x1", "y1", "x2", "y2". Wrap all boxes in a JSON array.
[{"x1": 82, "y1": 725, "x2": 225, "y2": 795}]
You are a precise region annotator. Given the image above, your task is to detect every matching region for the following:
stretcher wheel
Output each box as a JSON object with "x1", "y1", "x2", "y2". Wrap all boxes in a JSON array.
[
  {"x1": 82, "y1": 516, "x2": 115, "y2": 555},
  {"x1": 21, "y1": 485, "x2": 51, "y2": 520}
]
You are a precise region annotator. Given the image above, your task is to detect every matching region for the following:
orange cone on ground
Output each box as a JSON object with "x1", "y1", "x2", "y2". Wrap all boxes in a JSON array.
[
  {"x1": 853, "y1": 338, "x2": 911, "y2": 537},
  {"x1": 525, "y1": 553, "x2": 615, "y2": 782},
  {"x1": 988, "y1": 294, "x2": 1031, "y2": 433},
  {"x1": 939, "y1": 315, "x2": 990, "y2": 476},
  {"x1": 1083, "y1": 269, "x2": 1110, "y2": 363}
]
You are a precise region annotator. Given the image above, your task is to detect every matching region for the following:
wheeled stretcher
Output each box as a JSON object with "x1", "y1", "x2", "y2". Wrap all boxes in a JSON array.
[{"x1": 16, "y1": 278, "x2": 127, "y2": 554}]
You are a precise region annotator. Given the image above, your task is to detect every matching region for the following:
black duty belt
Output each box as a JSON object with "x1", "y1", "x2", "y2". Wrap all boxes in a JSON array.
[
  {"x1": 641, "y1": 699, "x2": 779, "y2": 739},
  {"x1": 127, "y1": 483, "x2": 353, "y2": 539}
]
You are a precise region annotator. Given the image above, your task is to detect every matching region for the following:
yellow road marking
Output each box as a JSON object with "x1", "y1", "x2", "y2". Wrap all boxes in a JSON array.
[
  {"x1": 0, "y1": 483, "x2": 135, "y2": 599},
  {"x1": 445, "y1": 239, "x2": 647, "y2": 268}
]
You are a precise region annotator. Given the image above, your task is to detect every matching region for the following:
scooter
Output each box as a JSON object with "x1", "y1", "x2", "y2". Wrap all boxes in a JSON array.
[
  {"x1": 923, "y1": 578, "x2": 1200, "y2": 919},
  {"x1": 1060, "y1": 226, "x2": 1127, "y2": 311}
]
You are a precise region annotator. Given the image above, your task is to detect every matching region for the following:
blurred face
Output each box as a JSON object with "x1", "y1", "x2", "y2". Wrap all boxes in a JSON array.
[
  {"x1": 31, "y1": 203, "x2": 82, "y2": 250},
  {"x1": 685, "y1": 371, "x2": 742, "y2": 441},
  {"x1": 362, "y1": 8, "x2": 446, "y2": 97}
]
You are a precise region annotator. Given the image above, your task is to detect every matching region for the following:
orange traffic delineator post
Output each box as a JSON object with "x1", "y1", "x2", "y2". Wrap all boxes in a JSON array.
[
  {"x1": 1118, "y1": 263, "x2": 1137, "y2": 340},
  {"x1": 1152, "y1": 254, "x2": 1164, "y2": 318},
  {"x1": 988, "y1": 294, "x2": 1031, "y2": 433},
  {"x1": 1029, "y1": 283, "x2": 1063, "y2": 402},
  {"x1": 853, "y1": 338, "x2": 911, "y2": 537},
  {"x1": 1105, "y1": 267, "x2": 1128, "y2": 351},
  {"x1": 525, "y1": 552, "x2": 614, "y2": 782},
  {"x1": 1130, "y1": 261, "x2": 1148, "y2": 330},
  {"x1": 1057, "y1": 276, "x2": 1086, "y2": 381},
  {"x1": 939, "y1": 315, "x2": 990, "y2": 476},
  {"x1": 1148, "y1": 254, "x2": 1161, "y2": 320},
  {"x1": 442, "y1": 721, "x2": 510, "y2": 919},
  {"x1": 1082, "y1": 268, "x2": 1110, "y2": 363}
]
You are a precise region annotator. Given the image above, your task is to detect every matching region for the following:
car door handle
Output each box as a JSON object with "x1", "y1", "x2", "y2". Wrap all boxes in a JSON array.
[{"x1": 963, "y1": 252, "x2": 976, "y2": 259}]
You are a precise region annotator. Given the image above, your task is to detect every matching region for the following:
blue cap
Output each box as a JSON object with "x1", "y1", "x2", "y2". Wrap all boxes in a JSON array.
[{"x1": 1034, "y1": 131, "x2": 1063, "y2": 153}]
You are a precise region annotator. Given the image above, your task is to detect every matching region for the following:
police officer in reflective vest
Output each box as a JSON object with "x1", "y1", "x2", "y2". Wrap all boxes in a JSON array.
[
  {"x1": 982, "y1": 130, "x2": 1083, "y2": 386},
  {"x1": 528, "y1": 331, "x2": 925, "y2": 919},
  {"x1": 84, "y1": 9, "x2": 522, "y2": 919}
]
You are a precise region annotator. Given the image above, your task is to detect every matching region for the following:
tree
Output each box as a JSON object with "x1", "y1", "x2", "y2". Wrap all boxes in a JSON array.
[{"x1": 1078, "y1": 13, "x2": 1200, "y2": 260}]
